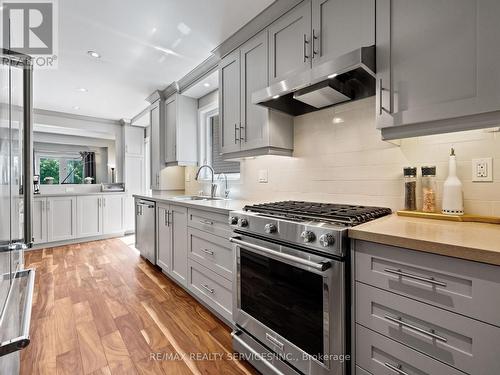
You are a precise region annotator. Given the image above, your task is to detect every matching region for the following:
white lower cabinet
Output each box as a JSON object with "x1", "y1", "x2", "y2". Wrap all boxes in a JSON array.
[
  {"x1": 33, "y1": 194, "x2": 125, "y2": 246},
  {"x1": 47, "y1": 196, "x2": 77, "y2": 242},
  {"x1": 76, "y1": 195, "x2": 102, "y2": 238},
  {"x1": 156, "y1": 204, "x2": 172, "y2": 273},
  {"x1": 33, "y1": 197, "x2": 47, "y2": 244},
  {"x1": 102, "y1": 195, "x2": 125, "y2": 234}
]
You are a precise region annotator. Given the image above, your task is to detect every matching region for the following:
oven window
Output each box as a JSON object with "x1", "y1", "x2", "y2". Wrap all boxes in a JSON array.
[{"x1": 240, "y1": 249, "x2": 325, "y2": 358}]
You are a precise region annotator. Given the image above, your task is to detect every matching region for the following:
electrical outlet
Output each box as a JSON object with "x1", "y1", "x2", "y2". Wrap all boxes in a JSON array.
[
  {"x1": 472, "y1": 157, "x2": 493, "y2": 182},
  {"x1": 258, "y1": 169, "x2": 268, "y2": 183}
]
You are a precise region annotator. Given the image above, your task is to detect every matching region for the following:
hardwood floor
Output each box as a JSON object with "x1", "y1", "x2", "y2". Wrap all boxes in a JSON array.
[{"x1": 20, "y1": 238, "x2": 258, "y2": 375}]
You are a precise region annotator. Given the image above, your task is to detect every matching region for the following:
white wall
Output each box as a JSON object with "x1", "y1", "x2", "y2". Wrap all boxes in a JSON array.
[{"x1": 237, "y1": 97, "x2": 500, "y2": 215}]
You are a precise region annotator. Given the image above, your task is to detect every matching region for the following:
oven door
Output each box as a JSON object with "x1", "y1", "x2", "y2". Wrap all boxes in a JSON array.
[{"x1": 231, "y1": 234, "x2": 346, "y2": 375}]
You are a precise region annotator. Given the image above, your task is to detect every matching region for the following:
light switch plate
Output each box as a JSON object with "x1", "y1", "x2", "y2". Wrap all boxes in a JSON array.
[
  {"x1": 472, "y1": 157, "x2": 493, "y2": 182},
  {"x1": 258, "y1": 169, "x2": 268, "y2": 183}
]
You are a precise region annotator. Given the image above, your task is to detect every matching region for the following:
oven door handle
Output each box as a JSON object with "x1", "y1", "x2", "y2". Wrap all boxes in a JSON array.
[{"x1": 230, "y1": 237, "x2": 331, "y2": 271}]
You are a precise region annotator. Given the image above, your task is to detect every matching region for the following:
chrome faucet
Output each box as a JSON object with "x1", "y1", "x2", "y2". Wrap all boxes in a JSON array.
[
  {"x1": 195, "y1": 165, "x2": 218, "y2": 198},
  {"x1": 218, "y1": 173, "x2": 230, "y2": 199}
]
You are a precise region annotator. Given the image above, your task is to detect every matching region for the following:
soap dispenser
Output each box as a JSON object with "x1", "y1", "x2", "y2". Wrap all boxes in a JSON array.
[{"x1": 442, "y1": 148, "x2": 464, "y2": 215}]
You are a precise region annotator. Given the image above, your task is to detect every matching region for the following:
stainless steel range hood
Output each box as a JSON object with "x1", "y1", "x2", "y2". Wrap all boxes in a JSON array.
[{"x1": 252, "y1": 45, "x2": 376, "y2": 116}]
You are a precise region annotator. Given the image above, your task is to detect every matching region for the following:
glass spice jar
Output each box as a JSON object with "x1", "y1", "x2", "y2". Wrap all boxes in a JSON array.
[
  {"x1": 403, "y1": 167, "x2": 417, "y2": 211},
  {"x1": 421, "y1": 166, "x2": 437, "y2": 213}
]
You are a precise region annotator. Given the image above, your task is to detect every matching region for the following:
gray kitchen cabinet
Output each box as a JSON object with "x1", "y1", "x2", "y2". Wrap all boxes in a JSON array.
[
  {"x1": 268, "y1": 0, "x2": 311, "y2": 83},
  {"x1": 156, "y1": 203, "x2": 171, "y2": 273},
  {"x1": 150, "y1": 101, "x2": 163, "y2": 190},
  {"x1": 170, "y1": 205, "x2": 188, "y2": 286},
  {"x1": 311, "y1": 0, "x2": 374, "y2": 66},
  {"x1": 376, "y1": 0, "x2": 500, "y2": 139},
  {"x1": 156, "y1": 203, "x2": 188, "y2": 286},
  {"x1": 219, "y1": 50, "x2": 241, "y2": 154},
  {"x1": 47, "y1": 196, "x2": 77, "y2": 242},
  {"x1": 32, "y1": 197, "x2": 47, "y2": 245},
  {"x1": 219, "y1": 32, "x2": 294, "y2": 158},
  {"x1": 76, "y1": 195, "x2": 102, "y2": 238},
  {"x1": 164, "y1": 93, "x2": 198, "y2": 166}
]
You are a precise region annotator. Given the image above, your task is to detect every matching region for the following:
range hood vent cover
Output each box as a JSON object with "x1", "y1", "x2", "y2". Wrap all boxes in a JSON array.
[{"x1": 253, "y1": 45, "x2": 376, "y2": 116}]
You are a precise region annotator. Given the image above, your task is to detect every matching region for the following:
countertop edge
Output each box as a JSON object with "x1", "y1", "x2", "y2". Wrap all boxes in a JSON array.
[
  {"x1": 348, "y1": 228, "x2": 500, "y2": 267},
  {"x1": 133, "y1": 194, "x2": 243, "y2": 214}
]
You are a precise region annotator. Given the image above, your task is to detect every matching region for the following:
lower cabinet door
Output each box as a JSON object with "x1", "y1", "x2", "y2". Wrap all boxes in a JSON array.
[
  {"x1": 102, "y1": 195, "x2": 125, "y2": 234},
  {"x1": 32, "y1": 198, "x2": 47, "y2": 244},
  {"x1": 76, "y1": 195, "x2": 102, "y2": 238},
  {"x1": 156, "y1": 204, "x2": 171, "y2": 273},
  {"x1": 47, "y1": 196, "x2": 77, "y2": 242},
  {"x1": 170, "y1": 205, "x2": 188, "y2": 286}
]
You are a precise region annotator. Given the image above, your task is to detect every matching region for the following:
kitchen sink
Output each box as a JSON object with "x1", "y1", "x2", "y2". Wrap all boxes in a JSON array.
[{"x1": 171, "y1": 195, "x2": 225, "y2": 201}]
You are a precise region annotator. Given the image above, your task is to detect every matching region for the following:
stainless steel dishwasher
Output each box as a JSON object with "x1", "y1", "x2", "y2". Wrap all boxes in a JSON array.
[{"x1": 135, "y1": 198, "x2": 156, "y2": 264}]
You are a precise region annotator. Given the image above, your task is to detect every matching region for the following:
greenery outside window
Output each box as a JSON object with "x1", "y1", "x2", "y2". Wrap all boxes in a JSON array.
[{"x1": 38, "y1": 156, "x2": 84, "y2": 184}]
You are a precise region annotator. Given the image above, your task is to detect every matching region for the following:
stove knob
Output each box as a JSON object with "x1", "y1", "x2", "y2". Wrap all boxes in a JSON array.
[
  {"x1": 228, "y1": 216, "x2": 238, "y2": 225},
  {"x1": 238, "y1": 218, "x2": 249, "y2": 228},
  {"x1": 264, "y1": 223, "x2": 277, "y2": 234},
  {"x1": 300, "y1": 230, "x2": 316, "y2": 243},
  {"x1": 319, "y1": 234, "x2": 335, "y2": 247}
]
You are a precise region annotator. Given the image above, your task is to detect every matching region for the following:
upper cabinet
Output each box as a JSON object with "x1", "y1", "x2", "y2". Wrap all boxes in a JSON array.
[
  {"x1": 269, "y1": 1, "x2": 311, "y2": 83},
  {"x1": 311, "y1": 0, "x2": 374, "y2": 66},
  {"x1": 219, "y1": 32, "x2": 294, "y2": 158},
  {"x1": 376, "y1": 0, "x2": 500, "y2": 139},
  {"x1": 149, "y1": 101, "x2": 163, "y2": 190},
  {"x1": 164, "y1": 94, "x2": 198, "y2": 166}
]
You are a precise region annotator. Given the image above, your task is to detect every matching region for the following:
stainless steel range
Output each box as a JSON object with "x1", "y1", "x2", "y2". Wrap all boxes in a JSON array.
[{"x1": 229, "y1": 201, "x2": 392, "y2": 375}]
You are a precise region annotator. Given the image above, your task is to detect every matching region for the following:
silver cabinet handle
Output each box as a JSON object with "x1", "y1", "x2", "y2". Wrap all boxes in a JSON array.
[
  {"x1": 230, "y1": 237, "x2": 330, "y2": 272},
  {"x1": 199, "y1": 219, "x2": 213, "y2": 225},
  {"x1": 303, "y1": 34, "x2": 309, "y2": 62},
  {"x1": 47, "y1": 201, "x2": 50, "y2": 211},
  {"x1": 234, "y1": 124, "x2": 239, "y2": 144},
  {"x1": 384, "y1": 362, "x2": 409, "y2": 375},
  {"x1": 202, "y1": 248, "x2": 214, "y2": 255},
  {"x1": 312, "y1": 29, "x2": 318, "y2": 57},
  {"x1": 164, "y1": 210, "x2": 168, "y2": 226},
  {"x1": 379, "y1": 78, "x2": 393, "y2": 115},
  {"x1": 239, "y1": 123, "x2": 245, "y2": 142},
  {"x1": 384, "y1": 267, "x2": 447, "y2": 287},
  {"x1": 385, "y1": 315, "x2": 447, "y2": 342},
  {"x1": 103, "y1": 198, "x2": 106, "y2": 208},
  {"x1": 265, "y1": 333, "x2": 284, "y2": 351},
  {"x1": 201, "y1": 284, "x2": 214, "y2": 294}
]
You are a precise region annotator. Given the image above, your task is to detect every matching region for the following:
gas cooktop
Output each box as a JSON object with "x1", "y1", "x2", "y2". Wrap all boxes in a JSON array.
[{"x1": 243, "y1": 201, "x2": 392, "y2": 226}]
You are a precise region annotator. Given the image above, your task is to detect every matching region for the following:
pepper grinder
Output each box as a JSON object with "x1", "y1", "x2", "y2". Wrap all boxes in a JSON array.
[{"x1": 442, "y1": 148, "x2": 464, "y2": 215}]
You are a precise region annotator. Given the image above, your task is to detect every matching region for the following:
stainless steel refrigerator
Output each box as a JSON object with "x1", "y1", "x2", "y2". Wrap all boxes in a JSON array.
[{"x1": 0, "y1": 49, "x2": 35, "y2": 373}]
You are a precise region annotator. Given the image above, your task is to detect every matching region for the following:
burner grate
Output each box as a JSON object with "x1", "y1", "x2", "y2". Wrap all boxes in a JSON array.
[{"x1": 243, "y1": 201, "x2": 392, "y2": 226}]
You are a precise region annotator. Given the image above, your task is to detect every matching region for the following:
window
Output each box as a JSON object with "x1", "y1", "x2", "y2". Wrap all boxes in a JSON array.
[
  {"x1": 198, "y1": 103, "x2": 240, "y2": 179},
  {"x1": 37, "y1": 153, "x2": 93, "y2": 184}
]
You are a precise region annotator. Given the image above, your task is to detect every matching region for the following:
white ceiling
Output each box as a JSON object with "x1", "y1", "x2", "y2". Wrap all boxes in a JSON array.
[{"x1": 33, "y1": 0, "x2": 274, "y2": 120}]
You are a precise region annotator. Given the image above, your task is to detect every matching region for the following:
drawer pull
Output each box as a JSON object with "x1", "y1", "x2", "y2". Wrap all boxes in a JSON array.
[
  {"x1": 265, "y1": 333, "x2": 284, "y2": 351},
  {"x1": 384, "y1": 362, "x2": 409, "y2": 375},
  {"x1": 202, "y1": 248, "x2": 214, "y2": 255},
  {"x1": 385, "y1": 315, "x2": 448, "y2": 343},
  {"x1": 201, "y1": 284, "x2": 214, "y2": 294},
  {"x1": 384, "y1": 268, "x2": 447, "y2": 287},
  {"x1": 199, "y1": 219, "x2": 214, "y2": 225}
]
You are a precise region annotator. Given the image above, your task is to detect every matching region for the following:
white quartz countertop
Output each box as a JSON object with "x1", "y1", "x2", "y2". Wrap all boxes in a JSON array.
[
  {"x1": 34, "y1": 191, "x2": 126, "y2": 197},
  {"x1": 133, "y1": 191, "x2": 256, "y2": 214}
]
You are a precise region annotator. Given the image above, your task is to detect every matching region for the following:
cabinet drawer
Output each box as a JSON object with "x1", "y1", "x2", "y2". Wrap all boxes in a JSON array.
[
  {"x1": 356, "y1": 282, "x2": 500, "y2": 374},
  {"x1": 187, "y1": 259, "x2": 232, "y2": 322},
  {"x1": 356, "y1": 325, "x2": 463, "y2": 375},
  {"x1": 354, "y1": 240, "x2": 500, "y2": 327},
  {"x1": 188, "y1": 208, "x2": 231, "y2": 238},
  {"x1": 188, "y1": 228, "x2": 233, "y2": 280}
]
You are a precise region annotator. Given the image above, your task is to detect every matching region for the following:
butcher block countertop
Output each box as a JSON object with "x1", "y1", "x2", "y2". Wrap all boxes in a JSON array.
[{"x1": 348, "y1": 214, "x2": 500, "y2": 266}]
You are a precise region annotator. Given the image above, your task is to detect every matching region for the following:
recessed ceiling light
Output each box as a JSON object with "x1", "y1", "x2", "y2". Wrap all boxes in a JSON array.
[
  {"x1": 87, "y1": 50, "x2": 101, "y2": 59},
  {"x1": 327, "y1": 73, "x2": 338, "y2": 79},
  {"x1": 151, "y1": 27, "x2": 157, "y2": 34},
  {"x1": 203, "y1": 83, "x2": 210, "y2": 88},
  {"x1": 73, "y1": 106, "x2": 80, "y2": 110},
  {"x1": 272, "y1": 95, "x2": 280, "y2": 99},
  {"x1": 76, "y1": 87, "x2": 88, "y2": 92},
  {"x1": 332, "y1": 117, "x2": 344, "y2": 124}
]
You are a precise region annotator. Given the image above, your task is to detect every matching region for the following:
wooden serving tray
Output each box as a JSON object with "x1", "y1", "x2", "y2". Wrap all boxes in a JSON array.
[{"x1": 397, "y1": 210, "x2": 500, "y2": 224}]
